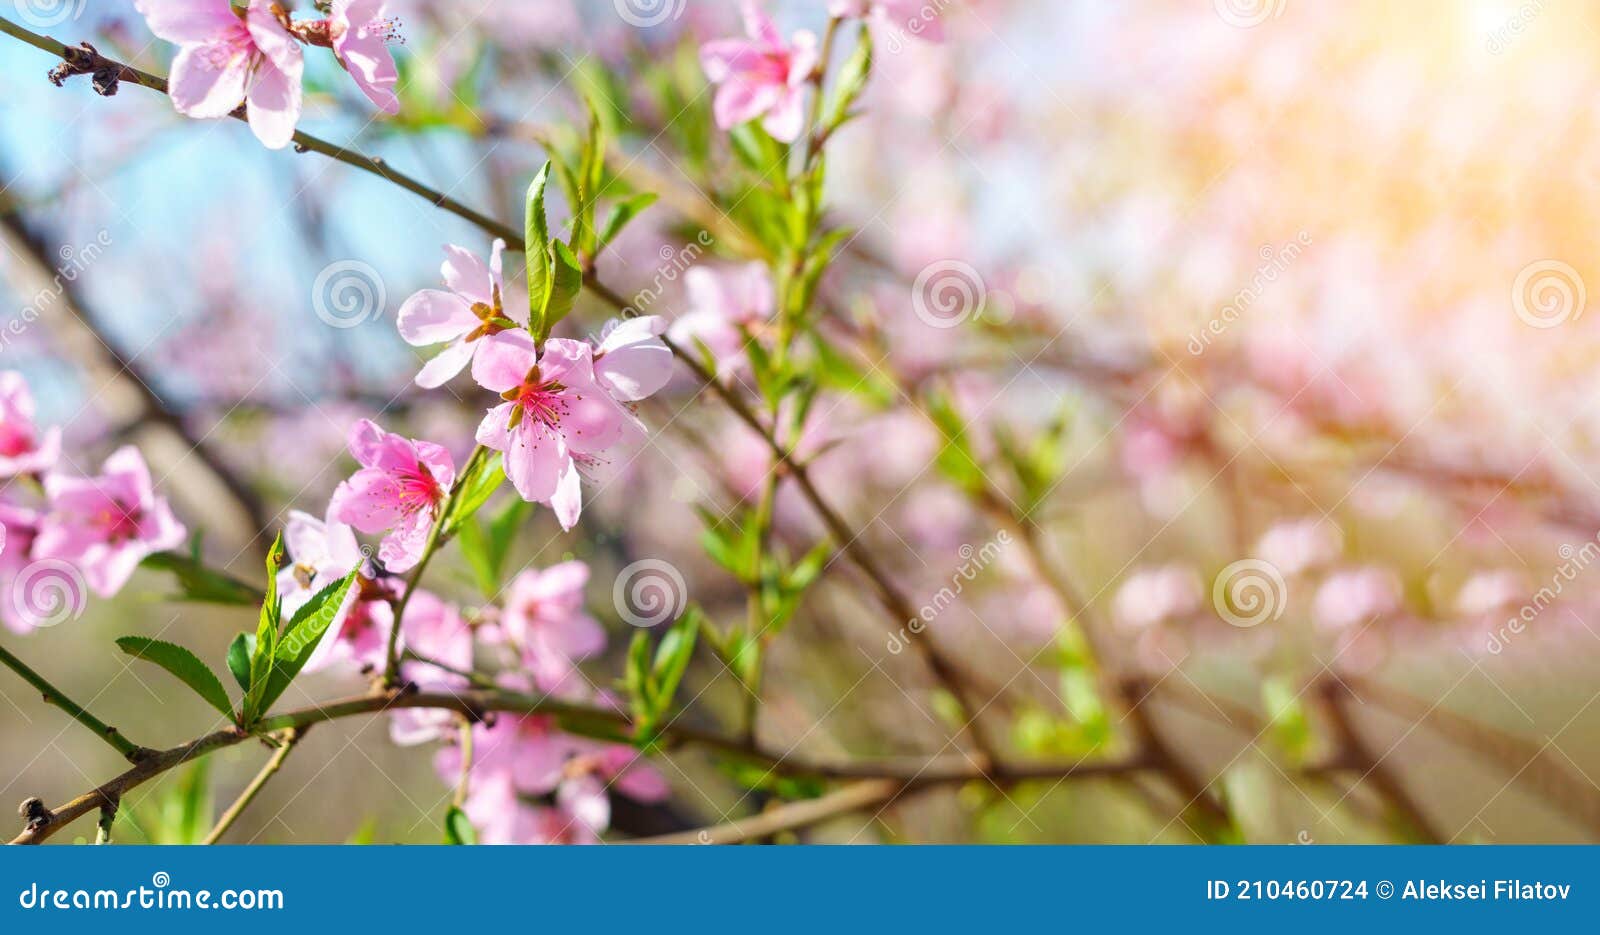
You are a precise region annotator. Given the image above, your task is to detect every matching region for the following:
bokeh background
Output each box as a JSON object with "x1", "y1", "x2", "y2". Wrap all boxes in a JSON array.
[{"x1": 4, "y1": 0, "x2": 1600, "y2": 843}]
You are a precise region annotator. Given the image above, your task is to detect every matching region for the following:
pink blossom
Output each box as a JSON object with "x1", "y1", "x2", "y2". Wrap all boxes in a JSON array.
[
  {"x1": 327, "y1": 420, "x2": 455, "y2": 573},
  {"x1": 133, "y1": 0, "x2": 304, "y2": 150},
  {"x1": 500, "y1": 561, "x2": 605, "y2": 692},
  {"x1": 0, "y1": 372, "x2": 60, "y2": 478},
  {"x1": 0, "y1": 503, "x2": 40, "y2": 634},
  {"x1": 278, "y1": 508, "x2": 367, "y2": 617},
  {"x1": 396, "y1": 240, "x2": 527, "y2": 388},
  {"x1": 591, "y1": 316, "x2": 673, "y2": 402},
  {"x1": 667, "y1": 264, "x2": 773, "y2": 375},
  {"x1": 388, "y1": 591, "x2": 475, "y2": 744},
  {"x1": 828, "y1": 0, "x2": 946, "y2": 43},
  {"x1": 699, "y1": 3, "x2": 818, "y2": 142},
  {"x1": 1254, "y1": 518, "x2": 1343, "y2": 576},
  {"x1": 328, "y1": 0, "x2": 402, "y2": 115},
  {"x1": 1312, "y1": 567, "x2": 1402, "y2": 632},
  {"x1": 471, "y1": 332, "x2": 640, "y2": 530},
  {"x1": 34, "y1": 447, "x2": 186, "y2": 597},
  {"x1": 1113, "y1": 565, "x2": 1203, "y2": 632}
]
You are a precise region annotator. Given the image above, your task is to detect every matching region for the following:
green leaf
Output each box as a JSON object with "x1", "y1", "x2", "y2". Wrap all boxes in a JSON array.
[
  {"x1": 116, "y1": 637, "x2": 235, "y2": 722},
  {"x1": 650, "y1": 610, "x2": 700, "y2": 710},
  {"x1": 251, "y1": 569, "x2": 360, "y2": 721},
  {"x1": 226, "y1": 633, "x2": 253, "y2": 692},
  {"x1": 825, "y1": 25, "x2": 874, "y2": 131},
  {"x1": 539, "y1": 240, "x2": 584, "y2": 341},
  {"x1": 139, "y1": 551, "x2": 259, "y2": 606},
  {"x1": 244, "y1": 533, "x2": 286, "y2": 725},
  {"x1": 598, "y1": 192, "x2": 658, "y2": 251},
  {"x1": 443, "y1": 450, "x2": 504, "y2": 535},
  {"x1": 444, "y1": 806, "x2": 477, "y2": 845},
  {"x1": 525, "y1": 163, "x2": 553, "y2": 322}
]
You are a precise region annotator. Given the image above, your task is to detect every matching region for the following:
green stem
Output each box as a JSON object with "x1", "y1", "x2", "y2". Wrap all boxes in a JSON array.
[
  {"x1": 203, "y1": 728, "x2": 304, "y2": 845},
  {"x1": 0, "y1": 642, "x2": 145, "y2": 761}
]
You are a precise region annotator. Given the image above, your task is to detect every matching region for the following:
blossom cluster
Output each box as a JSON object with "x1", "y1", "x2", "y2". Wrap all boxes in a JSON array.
[
  {"x1": 134, "y1": 0, "x2": 403, "y2": 149},
  {"x1": 0, "y1": 372, "x2": 186, "y2": 632}
]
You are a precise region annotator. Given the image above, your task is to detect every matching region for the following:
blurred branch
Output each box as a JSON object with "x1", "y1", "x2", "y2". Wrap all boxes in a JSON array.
[
  {"x1": 0, "y1": 205, "x2": 269, "y2": 550},
  {"x1": 634, "y1": 778, "x2": 902, "y2": 845},
  {"x1": 1320, "y1": 680, "x2": 1443, "y2": 843}
]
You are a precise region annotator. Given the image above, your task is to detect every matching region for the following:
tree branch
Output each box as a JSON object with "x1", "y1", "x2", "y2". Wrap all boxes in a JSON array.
[{"x1": 0, "y1": 642, "x2": 147, "y2": 762}]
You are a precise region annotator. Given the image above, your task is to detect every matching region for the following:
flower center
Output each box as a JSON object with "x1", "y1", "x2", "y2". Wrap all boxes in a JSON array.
[
  {"x1": 396, "y1": 463, "x2": 443, "y2": 514},
  {"x1": 501, "y1": 369, "x2": 569, "y2": 432},
  {"x1": 0, "y1": 423, "x2": 33, "y2": 458},
  {"x1": 99, "y1": 501, "x2": 142, "y2": 543}
]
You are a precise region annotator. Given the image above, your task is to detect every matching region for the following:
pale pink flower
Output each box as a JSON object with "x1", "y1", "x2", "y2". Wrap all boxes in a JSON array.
[
  {"x1": 0, "y1": 503, "x2": 41, "y2": 634},
  {"x1": 668, "y1": 264, "x2": 773, "y2": 374},
  {"x1": 396, "y1": 240, "x2": 526, "y2": 388},
  {"x1": 699, "y1": 2, "x2": 818, "y2": 142},
  {"x1": 278, "y1": 508, "x2": 367, "y2": 617},
  {"x1": 133, "y1": 0, "x2": 304, "y2": 150},
  {"x1": 500, "y1": 561, "x2": 605, "y2": 692},
  {"x1": 34, "y1": 447, "x2": 186, "y2": 596},
  {"x1": 327, "y1": 420, "x2": 456, "y2": 573},
  {"x1": 328, "y1": 0, "x2": 402, "y2": 114},
  {"x1": 388, "y1": 591, "x2": 475, "y2": 744},
  {"x1": 1254, "y1": 518, "x2": 1343, "y2": 576},
  {"x1": 828, "y1": 0, "x2": 946, "y2": 43},
  {"x1": 471, "y1": 332, "x2": 639, "y2": 530},
  {"x1": 0, "y1": 372, "x2": 60, "y2": 478},
  {"x1": 591, "y1": 316, "x2": 673, "y2": 403},
  {"x1": 1113, "y1": 565, "x2": 1203, "y2": 632},
  {"x1": 1313, "y1": 567, "x2": 1402, "y2": 632}
]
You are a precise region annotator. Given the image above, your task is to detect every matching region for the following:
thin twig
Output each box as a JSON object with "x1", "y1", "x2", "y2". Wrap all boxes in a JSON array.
[
  {"x1": 202, "y1": 728, "x2": 305, "y2": 845},
  {"x1": 0, "y1": 642, "x2": 147, "y2": 762},
  {"x1": 634, "y1": 778, "x2": 903, "y2": 845}
]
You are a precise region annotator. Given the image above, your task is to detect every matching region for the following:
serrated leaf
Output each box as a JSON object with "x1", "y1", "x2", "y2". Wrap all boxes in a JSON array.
[
  {"x1": 226, "y1": 633, "x2": 253, "y2": 692},
  {"x1": 538, "y1": 240, "x2": 585, "y2": 341},
  {"x1": 251, "y1": 570, "x2": 360, "y2": 721},
  {"x1": 443, "y1": 450, "x2": 503, "y2": 535},
  {"x1": 117, "y1": 637, "x2": 235, "y2": 722}
]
